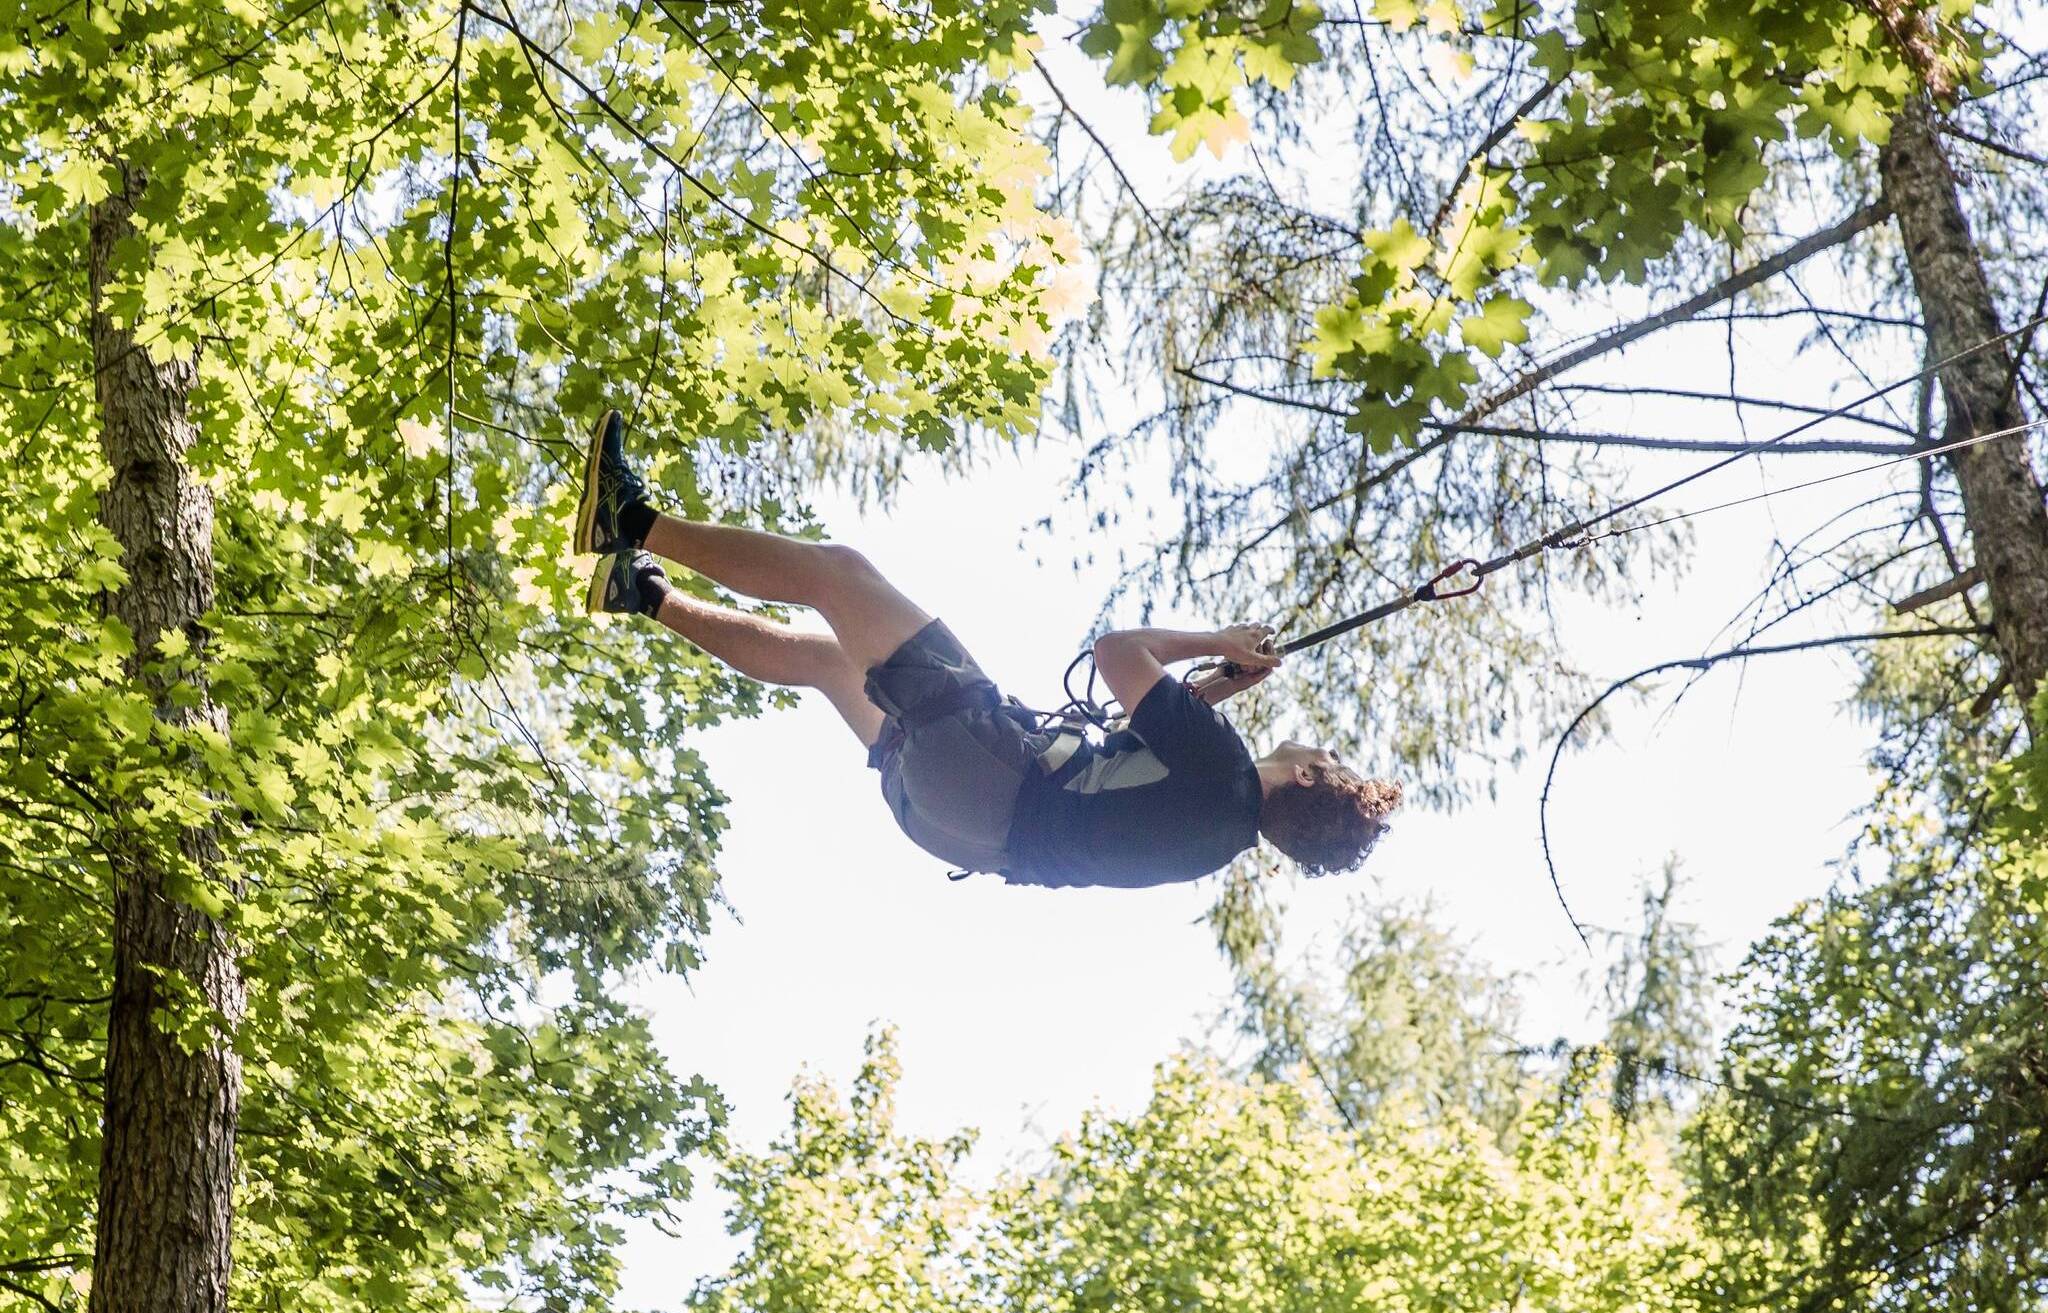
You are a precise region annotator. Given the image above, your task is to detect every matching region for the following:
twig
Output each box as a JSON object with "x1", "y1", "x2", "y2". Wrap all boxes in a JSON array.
[
  {"x1": 1426, "y1": 75, "x2": 1564, "y2": 238},
  {"x1": 1538, "y1": 625, "x2": 1990, "y2": 951},
  {"x1": 1969, "y1": 669, "x2": 2011, "y2": 717},
  {"x1": 1937, "y1": 120, "x2": 2048, "y2": 169},
  {"x1": 1177, "y1": 367, "x2": 1916, "y2": 455},
  {"x1": 1039, "y1": 64, "x2": 1170, "y2": 244},
  {"x1": 1893, "y1": 565, "x2": 1983, "y2": 615}
]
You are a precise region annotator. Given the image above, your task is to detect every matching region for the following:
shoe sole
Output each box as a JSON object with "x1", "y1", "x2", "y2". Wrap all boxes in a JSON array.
[
  {"x1": 585, "y1": 553, "x2": 616, "y2": 615},
  {"x1": 573, "y1": 408, "x2": 618, "y2": 555}
]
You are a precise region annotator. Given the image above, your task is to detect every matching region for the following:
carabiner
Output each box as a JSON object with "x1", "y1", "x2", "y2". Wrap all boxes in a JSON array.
[{"x1": 1418, "y1": 558, "x2": 1482, "y2": 601}]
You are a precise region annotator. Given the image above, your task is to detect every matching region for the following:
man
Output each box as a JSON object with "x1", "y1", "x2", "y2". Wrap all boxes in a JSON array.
[{"x1": 576, "y1": 411, "x2": 1401, "y2": 887}]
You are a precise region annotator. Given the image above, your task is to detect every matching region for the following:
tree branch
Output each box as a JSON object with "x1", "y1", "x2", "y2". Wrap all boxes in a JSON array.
[
  {"x1": 0, "y1": 1257, "x2": 90, "y2": 1276},
  {"x1": 1427, "y1": 75, "x2": 1565, "y2": 238},
  {"x1": 1539, "y1": 624, "x2": 1990, "y2": 950},
  {"x1": 1177, "y1": 367, "x2": 1916, "y2": 455},
  {"x1": 463, "y1": 0, "x2": 901, "y2": 325},
  {"x1": 0, "y1": 1276, "x2": 64, "y2": 1313},
  {"x1": 1039, "y1": 64, "x2": 1169, "y2": 244},
  {"x1": 1698, "y1": 307, "x2": 1922, "y2": 331},
  {"x1": 1476, "y1": 202, "x2": 1893, "y2": 420},
  {"x1": 1556, "y1": 382, "x2": 1920, "y2": 437},
  {"x1": 1187, "y1": 203, "x2": 1897, "y2": 549},
  {"x1": 1894, "y1": 565, "x2": 1983, "y2": 615}
]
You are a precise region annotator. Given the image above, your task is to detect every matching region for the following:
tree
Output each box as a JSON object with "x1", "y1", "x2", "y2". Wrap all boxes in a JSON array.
[
  {"x1": 1207, "y1": 871, "x2": 1526, "y2": 1135},
  {"x1": 1881, "y1": 95, "x2": 2048, "y2": 704},
  {"x1": 701, "y1": 1027, "x2": 1709, "y2": 1312},
  {"x1": 1593, "y1": 861, "x2": 1716, "y2": 1121},
  {"x1": 689, "y1": 5, "x2": 2048, "y2": 1306},
  {"x1": 690, "y1": 1029, "x2": 983, "y2": 1313},
  {"x1": 0, "y1": 1, "x2": 1058, "y2": 1307},
  {"x1": 990, "y1": 1055, "x2": 1705, "y2": 1313},
  {"x1": 1036, "y1": 30, "x2": 2047, "y2": 1292},
  {"x1": 1684, "y1": 694, "x2": 2048, "y2": 1311}
]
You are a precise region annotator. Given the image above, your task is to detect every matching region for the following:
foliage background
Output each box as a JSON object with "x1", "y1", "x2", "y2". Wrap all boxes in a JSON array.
[{"x1": 2, "y1": 0, "x2": 2044, "y2": 1306}]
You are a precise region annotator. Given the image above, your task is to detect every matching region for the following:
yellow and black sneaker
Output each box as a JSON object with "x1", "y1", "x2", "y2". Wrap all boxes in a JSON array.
[
  {"x1": 573, "y1": 408, "x2": 650, "y2": 555},
  {"x1": 586, "y1": 550, "x2": 668, "y2": 617}
]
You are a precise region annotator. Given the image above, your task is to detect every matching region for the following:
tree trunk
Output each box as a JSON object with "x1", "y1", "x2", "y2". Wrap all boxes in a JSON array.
[
  {"x1": 88, "y1": 165, "x2": 243, "y2": 1313},
  {"x1": 1880, "y1": 100, "x2": 2048, "y2": 710}
]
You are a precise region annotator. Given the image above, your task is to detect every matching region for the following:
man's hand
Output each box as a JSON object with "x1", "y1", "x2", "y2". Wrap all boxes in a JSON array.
[
  {"x1": 1214, "y1": 623, "x2": 1282, "y2": 672},
  {"x1": 1188, "y1": 623, "x2": 1281, "y2": 706}
]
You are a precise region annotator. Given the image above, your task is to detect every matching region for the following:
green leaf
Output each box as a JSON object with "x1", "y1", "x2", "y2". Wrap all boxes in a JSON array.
[{"x1": 1459, "y1": 296, "x2": 1532, "y2": 357}]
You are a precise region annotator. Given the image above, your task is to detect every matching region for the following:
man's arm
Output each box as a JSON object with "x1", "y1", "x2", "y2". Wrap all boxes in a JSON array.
[{"x1": 1092, "y1": 624, "x2": 1280, "y2": 714}]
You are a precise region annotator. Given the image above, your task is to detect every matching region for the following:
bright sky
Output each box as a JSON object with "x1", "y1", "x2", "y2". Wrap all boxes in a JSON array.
[{"x1": 614, "y1": 20, "x2": 1940, "y2": 1297}]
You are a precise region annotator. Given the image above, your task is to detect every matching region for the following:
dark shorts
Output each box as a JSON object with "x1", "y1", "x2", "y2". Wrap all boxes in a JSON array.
[{"x1": 864, "y1": 620, "x2": 1044, "y2": 874}]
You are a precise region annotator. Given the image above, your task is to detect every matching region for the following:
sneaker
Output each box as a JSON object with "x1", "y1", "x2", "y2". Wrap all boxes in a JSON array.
[
  {"x1": 573, "y1": 408, "x2": 649, "y2": 555},
  {"x1": 586, "y1": 550, "x2": 666, "y2": 616}
]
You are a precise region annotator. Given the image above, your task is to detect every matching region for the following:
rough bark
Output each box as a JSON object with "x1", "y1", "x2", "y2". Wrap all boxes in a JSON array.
[
  {"x1": 1859, "y1": 0, "x2": 1959, "y2": 100},
  {"x1": 88, "y1": 165, "x2": 244, "y2": 1313},
  {"x1": 1881, "y1": 101, "x2": 2048, "y2": 709}
]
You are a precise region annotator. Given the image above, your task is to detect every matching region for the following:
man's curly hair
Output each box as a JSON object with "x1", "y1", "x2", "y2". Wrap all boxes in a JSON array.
[{"x1": 1258, "y1": 768, "x2": 1403, "y2": 876}]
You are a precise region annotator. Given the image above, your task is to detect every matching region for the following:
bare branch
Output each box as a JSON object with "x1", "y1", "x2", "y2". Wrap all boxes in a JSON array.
[
  {"x1": 0, "y1": 1276, "x2": 64, "y2": 1313},
  {"x1": 1040, "y1": 64, "x2": 1170, "y2": 244},
  {"x1": 1698, "y1": 307, "x2": 1922, "y2": 331},
  {"x1": 1970, "y1": 669, "x2": 2013, "y2": 716},
  {"x1": 0, "y1": 1257, "x2": 90, "y2": 1276},
  {"x1": 1539, "y1": 624, "x2": 1989, "y2": 950},
  {"x1": 1177, "y1": 367, "x2": 1916, "y2": 455},
  {"x1": 1555, "y1": 382, "x2": 1921, "y2": 436},
  {"x1": 1894, "y1": 565, "x2": 1983, "y2": 615}
]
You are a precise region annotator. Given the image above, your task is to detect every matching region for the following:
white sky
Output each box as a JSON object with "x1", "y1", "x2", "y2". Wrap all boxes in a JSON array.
[{"x1": 613, "y1": 20, "x2": 1948, "y2": 1297}]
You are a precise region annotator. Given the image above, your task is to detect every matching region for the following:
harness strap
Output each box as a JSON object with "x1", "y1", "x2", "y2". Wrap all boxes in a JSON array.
[
  {"x1": 1009, "y1": 698, "x2": 1102, "y2": 791},
  {"x1": 906, "y1": 696, "x2": 1099, "y2": 883},
  {"x1": 1037, "y1": 729, "x2": 1085, "y2": 774}
]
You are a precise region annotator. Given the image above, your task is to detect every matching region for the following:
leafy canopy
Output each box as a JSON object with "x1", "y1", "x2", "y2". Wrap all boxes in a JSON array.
[
  {"x1": 0, "y1": 0, "x2": 1060, "y2": 1306},
  {"x1": 699, "y1": 1028, "x2": 1708, "y2": 1313},
  {"x1": 1084, "y1": 0, "x2": 1978, "y2": 450}
]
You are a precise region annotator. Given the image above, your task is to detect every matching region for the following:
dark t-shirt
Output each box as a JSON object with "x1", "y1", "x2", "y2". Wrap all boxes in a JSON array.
[{"x1": 1003, "y1": 675, "x2": 1263, "y2": 888}]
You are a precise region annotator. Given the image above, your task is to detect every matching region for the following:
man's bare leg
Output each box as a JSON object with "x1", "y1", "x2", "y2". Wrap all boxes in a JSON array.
[
  {"x1": 649, "y1": 587, "x2": 886, "y2": 747},
  {"x1": 641, "y1": 513, "x2": 931, "y2": 672}
]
